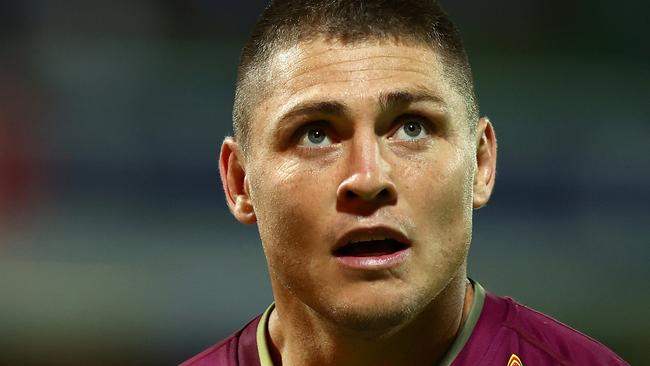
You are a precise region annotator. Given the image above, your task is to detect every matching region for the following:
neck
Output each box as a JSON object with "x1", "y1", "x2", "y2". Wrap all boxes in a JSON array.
[{"x1": 268, "y1": 275, "x2": 474, "y2": 366}]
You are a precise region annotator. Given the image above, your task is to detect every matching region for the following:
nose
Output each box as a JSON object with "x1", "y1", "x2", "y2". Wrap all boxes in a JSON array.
[{"x1": 336, "y1": 131, "x2": 397, "y2": 212}]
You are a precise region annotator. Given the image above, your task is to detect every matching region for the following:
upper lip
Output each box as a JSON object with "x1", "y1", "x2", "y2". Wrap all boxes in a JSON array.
[{"x1": 332, "y1": 225, "x2": 412, "y2": 254}]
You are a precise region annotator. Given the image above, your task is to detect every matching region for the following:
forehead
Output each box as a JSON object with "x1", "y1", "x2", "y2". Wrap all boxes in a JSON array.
[{"x1": 249, "y1": 39, "x2": 465, "y2": 138}]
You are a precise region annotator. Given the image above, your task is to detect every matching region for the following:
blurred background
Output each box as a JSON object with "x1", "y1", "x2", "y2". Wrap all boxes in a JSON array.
[{"x1": 0, "y1": 0, "x2": 648, "y2": 364}]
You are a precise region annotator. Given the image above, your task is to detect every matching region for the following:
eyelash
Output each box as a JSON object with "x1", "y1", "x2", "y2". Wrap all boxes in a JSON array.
[
  {"x1": 391, "y1": 115, "x2": 435, "y2": 137},
  {"x1": 294, "y1": 121, "x2": 331, "y2": 139},
  {"x1": 292, "y1": 114, "x2": 435, "y2": 146}
]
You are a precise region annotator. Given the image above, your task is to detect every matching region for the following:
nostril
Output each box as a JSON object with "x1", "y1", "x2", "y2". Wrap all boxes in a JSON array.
[
  {"x1": 377, "y1": 188, "x2": 391, "y2": 201},
  {"x1": 344, "y1": 187, "x2": 394, "y2": 202},
  {"x1": 346, "y1": 190, "x2": 357, "y2": 199}
]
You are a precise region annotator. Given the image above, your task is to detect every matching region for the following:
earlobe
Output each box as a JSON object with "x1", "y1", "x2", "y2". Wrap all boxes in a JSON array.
[
  {"x1": 219, "y1": 137, "x2": 257, "y2": 224},
  {"x1": 473, "y1": 117, "x2": 497, "y2": 209}
]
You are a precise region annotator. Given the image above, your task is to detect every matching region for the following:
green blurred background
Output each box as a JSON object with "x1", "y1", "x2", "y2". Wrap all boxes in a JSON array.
[{"x1": 1, "y1": 0, "x2": 648, "y2": 365}]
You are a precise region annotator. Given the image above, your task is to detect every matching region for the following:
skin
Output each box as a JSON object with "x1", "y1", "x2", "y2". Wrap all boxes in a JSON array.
[{"x1": 220, "y1": 38, "x2": 497, "y2": 366}]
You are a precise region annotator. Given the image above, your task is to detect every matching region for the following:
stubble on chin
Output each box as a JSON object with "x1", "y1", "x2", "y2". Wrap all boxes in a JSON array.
[{"x1": 308, "y1": 283, "x2": 431, "y2": 337}]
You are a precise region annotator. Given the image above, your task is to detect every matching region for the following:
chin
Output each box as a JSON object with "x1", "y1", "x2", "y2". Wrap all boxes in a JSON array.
[{"x1": 323, "y1": 291, "x2": 424, "y2": 334}]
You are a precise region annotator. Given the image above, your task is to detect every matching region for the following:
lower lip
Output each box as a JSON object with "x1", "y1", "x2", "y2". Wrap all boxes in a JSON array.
[{"x1": 334, "y1": 248, "x2": 410, "y2": 270}]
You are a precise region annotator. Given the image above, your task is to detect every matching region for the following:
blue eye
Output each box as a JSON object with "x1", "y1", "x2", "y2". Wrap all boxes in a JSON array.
[
  {"x1": 308, "y1": 128, "x2": 325, "y2": 143},
  {"x1": 394, "y1": 119, "x2": 428, "y2": 140},
  {"x1": 299, "y1": 127, "x2": 333, "y2": 147}
]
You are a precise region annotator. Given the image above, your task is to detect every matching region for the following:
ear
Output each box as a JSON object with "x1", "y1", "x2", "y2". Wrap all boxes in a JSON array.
[
  {"x1": 473, "y1": 117, "x2": 497, "y2": 209},
  {"x1": 219, "y1": 137, "x2": 257, "y2": 224}
]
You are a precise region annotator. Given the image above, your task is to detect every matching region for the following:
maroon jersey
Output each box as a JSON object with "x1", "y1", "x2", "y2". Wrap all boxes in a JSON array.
[{"x1": 180, "y1": 281, "x2": 628, "y2": 366}]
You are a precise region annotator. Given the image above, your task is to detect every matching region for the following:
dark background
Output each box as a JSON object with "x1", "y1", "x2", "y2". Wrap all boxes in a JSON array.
[{"x1": 0, "y1": 1, "x2": 648, "y2": 365}]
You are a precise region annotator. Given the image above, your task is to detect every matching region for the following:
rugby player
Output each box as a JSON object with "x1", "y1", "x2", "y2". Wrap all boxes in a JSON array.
[{"x1": 181, "y1": 1, "x2": 628, "y2": 365}]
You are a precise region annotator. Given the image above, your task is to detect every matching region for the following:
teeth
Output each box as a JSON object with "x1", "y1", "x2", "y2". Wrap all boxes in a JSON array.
[{"x1": 350, "y1": 235, "x2": 391, "y2": 244}]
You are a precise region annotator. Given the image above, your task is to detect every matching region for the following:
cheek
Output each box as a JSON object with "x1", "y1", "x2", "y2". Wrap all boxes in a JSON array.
[
  {"x1": 408, "y1": 152, "x2": 474, "y2": 240},
  {"x1": 252, "y1": 158, "x2": 329, "y2": 220},
  {"x1": 401, "y1": 156, "x2": 473, "y2": 286},
  {"x1": 248, "y1": 157, "x2": 336, "y2": 263},
  {"x1": 249, "y1": 158, "x2": 343, "y2": 299}
]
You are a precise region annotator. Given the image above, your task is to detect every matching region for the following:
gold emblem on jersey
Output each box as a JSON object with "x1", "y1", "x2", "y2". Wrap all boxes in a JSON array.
[{"x1": 507, "y1": 354, "x2": 523, "y2": 366}]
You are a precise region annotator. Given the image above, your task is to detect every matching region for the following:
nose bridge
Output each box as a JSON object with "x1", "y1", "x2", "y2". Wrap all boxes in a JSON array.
[
  {"x1": 337, "y1": 126, "x2": 395, "y2": 203},
  {"x1": 349, "y1": 127, "x2": 382, "y2": 177}
]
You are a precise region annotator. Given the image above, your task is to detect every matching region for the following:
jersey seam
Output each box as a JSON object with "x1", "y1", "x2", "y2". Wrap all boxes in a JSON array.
[
  {"x1": 504, "y1": 299, "x2": 627, "y2": 364},
  {"x1": 502, "y1": 321, "x2": 572, "y2": 365}
]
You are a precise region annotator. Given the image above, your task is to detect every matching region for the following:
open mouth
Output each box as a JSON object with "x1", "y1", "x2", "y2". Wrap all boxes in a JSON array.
[
  {"x1": 333, "y1": 239, "x2": 409, "y2": 257},
  {"x1": 332, "y1": 227, "x2": 412, "y2": 269}
]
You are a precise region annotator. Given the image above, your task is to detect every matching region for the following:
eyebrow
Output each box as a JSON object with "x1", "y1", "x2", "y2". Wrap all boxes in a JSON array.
[
  {"x1": 277, "y1": 101, "x2": 350, "y2": 125},
  {"x1": 274, "y1": 88, "x2": 447, "y2": 129},
  {"x1": 379, "y1": 89, "x2": 447, "y2": 113}
]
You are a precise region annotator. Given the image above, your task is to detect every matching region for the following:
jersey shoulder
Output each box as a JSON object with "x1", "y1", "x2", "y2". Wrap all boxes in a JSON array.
[
  {"x1": 179, "y1": 315, "x2": 262, "y2": 366},
  {"x1": 502, "y1": 296, "x2": 628, "y2": 365}
]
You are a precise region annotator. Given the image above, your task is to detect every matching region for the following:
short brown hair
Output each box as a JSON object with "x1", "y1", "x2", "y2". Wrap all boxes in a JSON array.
[{"x1": 233, "y1": 0, "x2": 478, "y2": 153}]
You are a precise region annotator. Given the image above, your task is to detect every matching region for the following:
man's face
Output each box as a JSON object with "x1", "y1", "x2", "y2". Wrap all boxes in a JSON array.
[{"x1": 234, "y1": 39, "x2": 482, "y2": 330}]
